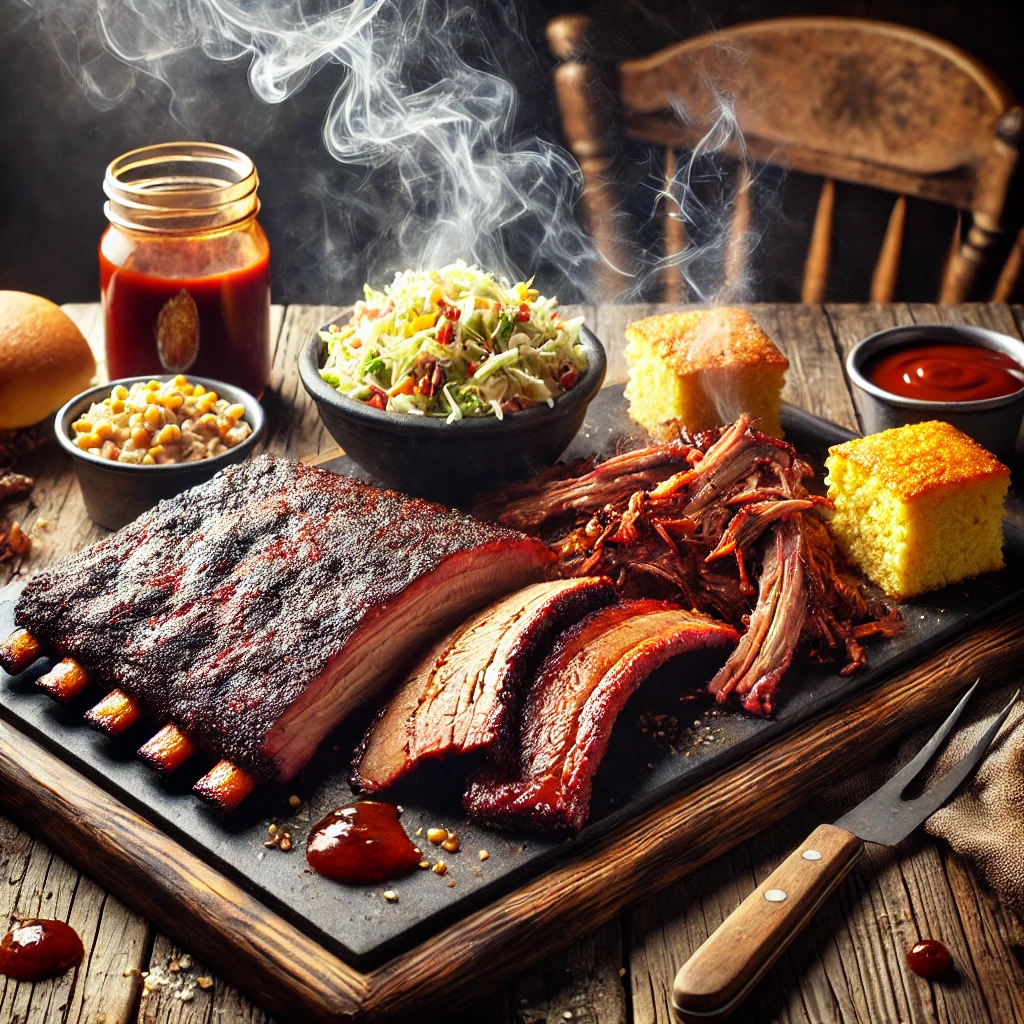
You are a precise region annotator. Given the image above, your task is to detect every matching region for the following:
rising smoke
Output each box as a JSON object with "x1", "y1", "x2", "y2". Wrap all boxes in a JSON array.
[{"x1": 24, "y1": 0, "x2": 765, "y2": 303}]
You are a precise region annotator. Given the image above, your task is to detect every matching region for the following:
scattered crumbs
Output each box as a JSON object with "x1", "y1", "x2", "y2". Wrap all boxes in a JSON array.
[
  {"x1": 441, "y1": 832, "x2": 460, "y2": 853},
  {"x1": 178, "y1": 954, "x2": 192, "y2": 970},
  {"x1": 169, "y1": 959, "x2": 181, "y2": 973},
  {"x1": 396, "y1": 805, "x2": 404, "y2": 814},
  {"x1": 258, "y1": 851, "x2": 265, "y2": 861},
  {"x1": 563, "y1": 1012, "x2": 573, "y2": 1020},
  {"x1": 264, "y1": 824, "x2": 293, "y2": 852},
  {"x1": 478, "y1": 849, "x2": 489, "y2": 861},
  {"x1": 383, "y1": 890, "x2": 398, "y2": 902},
  {"x1": 640, "y1": 712, "x2": 725, "y2": 756},
  {"x1": 415, "y1": 827, "x2": 423, "y2": 836},
  {"x1": 432, "y1": 861, "x2": 447, "y2": 876},
  {"x1": 288, "y1": 794, "x2": 302, "y2": 810},
  {"x1": 446, "y1": 879, "x2": 455, "y2": 888},
  {"x1": 426, "y1": 827, "x2": 448, "y2": 844},
  {"x1": 197, "y1": 976, "x2": 213, "y2": 990},
  {"x1": 123, "y1": 966, "x2": 140, "y2": 978},
  {"x1": 418, "y1": 860, "x2": 431, "y2": 869},
  {"x1": 34, "y1": 518, "x2": 49, "y2": 531}
]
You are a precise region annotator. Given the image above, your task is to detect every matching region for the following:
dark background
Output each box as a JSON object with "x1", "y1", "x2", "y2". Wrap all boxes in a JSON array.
[{"x1": 1, "y1": 0, "x2": 1021, "y2": 306}]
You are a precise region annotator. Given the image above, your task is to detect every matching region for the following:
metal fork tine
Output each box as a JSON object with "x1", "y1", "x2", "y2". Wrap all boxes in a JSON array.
[
  {"x1": 882, "y1": 679, "x2": 981, "y2": 795},
  {"x1": 900, "y1": 686, "x2": 1021, "y2": 821}
]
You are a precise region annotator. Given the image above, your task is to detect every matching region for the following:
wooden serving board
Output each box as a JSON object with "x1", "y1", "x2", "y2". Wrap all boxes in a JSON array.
[{"x1": 1, "y1": 395, "x2": 1023, "y2": 1022}]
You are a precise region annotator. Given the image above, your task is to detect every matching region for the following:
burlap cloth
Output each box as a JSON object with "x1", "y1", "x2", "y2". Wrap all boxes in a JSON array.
[{"x1": 814, "y1": 678, "x2": 1024, "y2": 917}]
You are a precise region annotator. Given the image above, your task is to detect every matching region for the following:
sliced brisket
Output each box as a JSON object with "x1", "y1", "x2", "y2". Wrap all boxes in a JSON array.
[
  {"x1": 464, "y1": 600, "x2": 739, "y2": 833},
  {"x1": 14, "y1": 454, "x2": 552, "y2": 781},
  {"x1": 353, "y1": 577, "x2": 617, "y2": 793}
]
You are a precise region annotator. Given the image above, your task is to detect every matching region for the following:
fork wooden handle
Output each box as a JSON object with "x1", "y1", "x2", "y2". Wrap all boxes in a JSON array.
[{"x1": 672, "y1": 824, "x2": 863, "y2": 1022}]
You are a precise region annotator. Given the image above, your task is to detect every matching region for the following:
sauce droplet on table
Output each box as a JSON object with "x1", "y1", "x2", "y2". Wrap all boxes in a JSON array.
[
  {"x1": 307, "y1": 801, "x2": 421, "y2": 884},
  {"x1": 907, "y1": 938, "x2": 952, "y2": 979},
  {"x1": 0, "y1": 919, "x2": 85, "y2": 981}
]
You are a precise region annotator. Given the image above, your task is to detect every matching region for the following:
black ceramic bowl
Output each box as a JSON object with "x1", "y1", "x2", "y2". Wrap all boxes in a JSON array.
[
  {"x1": 56, "y1": 374, "x2": 266, "y2": 530},
  {"x1": 299, "y1": 321, "x2": 607, "y2": 504},
  {"x1": 846, "y1": 324, "x2": 1024, "y2": 465}
]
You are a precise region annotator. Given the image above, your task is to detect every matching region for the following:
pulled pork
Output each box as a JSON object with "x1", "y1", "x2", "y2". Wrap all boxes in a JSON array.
[{"x1": 475, "y1": 415, "x2": 902, "y2": 716}]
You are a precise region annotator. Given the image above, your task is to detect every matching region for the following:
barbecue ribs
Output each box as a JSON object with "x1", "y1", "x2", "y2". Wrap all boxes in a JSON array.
[{"x1": 4, "y1": 455, "x2": 552, "y2": 804}]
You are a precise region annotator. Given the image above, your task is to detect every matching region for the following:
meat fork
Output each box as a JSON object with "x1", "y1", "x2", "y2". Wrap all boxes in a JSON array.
[{"x1": 671, "y1": 679, "x2": 1021, "y2": 1022}]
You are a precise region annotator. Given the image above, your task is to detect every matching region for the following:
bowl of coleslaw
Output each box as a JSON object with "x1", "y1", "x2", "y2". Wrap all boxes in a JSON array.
[{"x1": 298, "y1": 262, "x2": 606, "y2": 503}]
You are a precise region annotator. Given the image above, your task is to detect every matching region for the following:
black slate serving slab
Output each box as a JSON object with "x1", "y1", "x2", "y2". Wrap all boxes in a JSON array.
[{"x1": 2, "y1": 387, "x2": 1022, "y2": 970}]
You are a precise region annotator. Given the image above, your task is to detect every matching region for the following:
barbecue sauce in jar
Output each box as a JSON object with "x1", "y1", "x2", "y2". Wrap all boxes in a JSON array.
[
  {"x1": 864, "y1": 343, "x2": 1024, "y2": 403},
  {"x1": 0, "y1": 919, "x2": 84, "y2": 981},
  {"x1": 306, "y1": 802, "x2": 421, "y2": 884},
  {"x1": 100, "y1": 143, "x2": 271, "y2": 398}
]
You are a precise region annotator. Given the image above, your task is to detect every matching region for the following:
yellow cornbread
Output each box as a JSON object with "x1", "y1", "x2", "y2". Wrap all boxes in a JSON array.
[
  {"x1": 824, "y1": 420, "x2": 1009, "y2": 601},
  {"x1": 624, "y1": 307, "x2": 788, "y2": 438}
]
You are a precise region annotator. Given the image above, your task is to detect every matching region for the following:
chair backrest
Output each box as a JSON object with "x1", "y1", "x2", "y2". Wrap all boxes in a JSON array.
[{"x1": 547, "y1": 15, "x2": 1022, "y2": 302}]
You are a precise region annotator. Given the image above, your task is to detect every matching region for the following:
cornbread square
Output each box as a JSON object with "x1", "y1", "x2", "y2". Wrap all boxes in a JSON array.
[
  {"x1": 824, "y1": 420, "x2": 1009, "y2": 601},
  {"x1": 624, "y1": 307, "x2": 788, "y2": 439}
]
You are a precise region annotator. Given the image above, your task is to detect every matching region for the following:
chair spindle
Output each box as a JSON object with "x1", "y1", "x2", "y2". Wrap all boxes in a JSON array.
[
  {"x1": 801, "y1": 178, "x2": 835, "y2": 304},
  {"x1": 870, "y1": 195, "x2": 907, "y2": 303}
]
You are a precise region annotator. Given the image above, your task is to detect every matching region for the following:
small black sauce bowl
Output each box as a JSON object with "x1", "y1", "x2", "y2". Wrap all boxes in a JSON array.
[
  {"x1": 299, "y1": 322, "x2": 607, "y2": 505},
  {"x1": 846, "y1": 324, "x2": 1024, "y2": 465},
  {"x1": 56, "y1": 374, "x2": 266, "y2": 530}
]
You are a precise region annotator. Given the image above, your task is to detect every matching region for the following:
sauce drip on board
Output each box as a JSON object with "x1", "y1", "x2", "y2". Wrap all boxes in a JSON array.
[
  {"x1": 906, "y1": 938, "x2": 952, "y2": 980},
  {"x1": 306, "y1": 801, "x2": 421, "y2": 885},
  {"x1": 0, "y1": 919, "x2": 85, "y2": 981},
  {"x1": 864, "y1": 343, "x2": 1024, "y2": 403}
]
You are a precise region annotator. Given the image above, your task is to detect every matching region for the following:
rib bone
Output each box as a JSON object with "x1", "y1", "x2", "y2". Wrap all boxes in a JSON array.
[
  {"x1": 36, "y1": 658, "x2": 90, "y2": 702},
  {"x1": 193, "y1": 761, "x2": 257, "y2": 812},
  {"x1": 84, "y1": 689, "x2": 142, "y2": 736},
  {"x1": 0, "y1": 628, "x2": 40, "y2": 674},
  {"x1": 138, "y1": 723, "x2": 196, "y2": 775}
]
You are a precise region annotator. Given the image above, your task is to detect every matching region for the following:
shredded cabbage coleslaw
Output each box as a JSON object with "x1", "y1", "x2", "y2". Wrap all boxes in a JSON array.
[{"x1": 319, "y1": 262, "x2": 588, "y2": 423}]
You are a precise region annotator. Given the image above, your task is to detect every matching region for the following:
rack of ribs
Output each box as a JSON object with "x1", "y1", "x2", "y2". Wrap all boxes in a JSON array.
[{"x1": 0, "y1": 455, "x2": 552, "y2": 810}]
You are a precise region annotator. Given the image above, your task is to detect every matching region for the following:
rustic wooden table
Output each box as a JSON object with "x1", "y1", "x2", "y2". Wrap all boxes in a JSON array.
[{"x1": 2, "y1": 302, "x2": 1023, "y2": 1024}]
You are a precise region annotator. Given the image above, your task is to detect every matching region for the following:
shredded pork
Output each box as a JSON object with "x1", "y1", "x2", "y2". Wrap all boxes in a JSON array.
[{"x1": 475, "y1": 415, "x2": 902, "y2": 716}]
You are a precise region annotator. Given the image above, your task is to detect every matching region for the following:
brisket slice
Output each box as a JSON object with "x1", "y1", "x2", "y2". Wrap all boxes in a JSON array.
[
  {"x1": 352, "y1": 577, "x2": 617, "y2": 793},
  {"x1": 464, "y1": 600, "x2": 739, "y2": 834},
  {"x1": 14, "y1": 454, "x2": 552, "y2": 781}
]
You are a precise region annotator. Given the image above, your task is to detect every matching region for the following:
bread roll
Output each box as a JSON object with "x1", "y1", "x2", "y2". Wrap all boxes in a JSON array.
[{"x1": 0, "y1": 292, "x2": 97, "y2": 429}]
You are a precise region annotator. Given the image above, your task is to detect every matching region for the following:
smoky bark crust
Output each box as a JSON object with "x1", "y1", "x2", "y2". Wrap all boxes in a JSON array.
[{"x1": 15, "y1": 455, "x2": 550, "y2": 779}]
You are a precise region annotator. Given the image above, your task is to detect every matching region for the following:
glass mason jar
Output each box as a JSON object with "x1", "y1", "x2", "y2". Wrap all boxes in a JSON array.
[{"x1": 99, "y1": 142, "x2": 271, "y2": 398}]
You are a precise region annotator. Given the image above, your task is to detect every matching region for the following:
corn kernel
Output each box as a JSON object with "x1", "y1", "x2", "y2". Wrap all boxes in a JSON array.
[
  {"x1": 199, "y1": 392, "x2": 218, "y2": 412},
  {"x1": 429, "y1": 285, "x2": 443, "y2": 307},
  {"x1": 142, "y1": 454, "x2": 155, "y2": 465},
  {"x1": 131, "y1": 427, "x2": 151, "y2": 449},
  {"x1": 148, "y1": 445, "x2": 165, "y2": 457},
  {"x1": 180, "y1": 384, "x2": 194, "y2": 396},
  {"x1": 112, "y1": 384, "x2": 129, "y2": 401},
  {"x1": 145, "y1": 391, "x2": 160, "y2": 404},
  {"x1": 225, "y1": 403, "x2": 246, "y2": 422},
  {"x1": 173, "y1": 374, "x2": 189, "y2": 387},
  {"x1": 156, "y1": 424, "x2": 181, "y2": 445},
  {"x1": 94, "y1": 422, "x2": 116, "y2": 442},
  {"x1": 192, "y1": 384, "x2": 206, "y2": 397},
  {"x1": 76, "y1": 433, "x2": 101, "y2": 450},
  {"x1": 144, "y1": 405, "x2": 163, "y2": 428},
  {"x1": 163, "y1": 395, "x2": 184, "y2": 411},
  {"x1": 146, "y1": 380, "x2": 161, "y2": 391},
  {"x1": 198, "y1": 413, "x2": 218, "y2": 429},
  {"x1": 109, "y1": 399, "x2": 125, "y2": 415},
  {"x1": 409, "y1": 312, "x2": 438, "y2": 334},
  {"x1": 72, "y1": 419, "x2": 92, "y2": 434}
]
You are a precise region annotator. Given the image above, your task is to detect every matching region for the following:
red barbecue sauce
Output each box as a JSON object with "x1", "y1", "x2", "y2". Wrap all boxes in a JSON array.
[
  {"x1": 99, "y1": 232, "x2": 271, "y2": 398},
  {"x1": 864, "y1": 343, "x2": 1024, "y2": 403},
  {"x1": 0, "y1": 919, "x2": 84, "y2": 981},
  {"x1": 306, "y1": 802, "x2": 421, "y2": 885},
  {"x1": 907, "y1": 938, "x2": 952, "y2": 980}
]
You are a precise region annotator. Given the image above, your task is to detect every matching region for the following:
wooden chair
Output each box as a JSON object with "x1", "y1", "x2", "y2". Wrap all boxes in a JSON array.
[{"x1": 547, "y1": 15, "x2": 1022, "y2": 302}]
